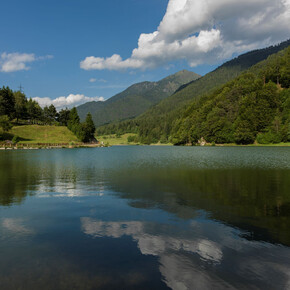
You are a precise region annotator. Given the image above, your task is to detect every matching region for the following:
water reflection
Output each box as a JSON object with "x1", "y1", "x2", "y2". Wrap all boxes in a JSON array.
[
  {"x1": 0, "y1": 147, "x2": 290, "y2": 289},
  {"x1": 81, "y1": 217, "x2": 290, "y2": 289},
  {"x1": 108, "y1": 167, "x2": 290, "y2": 246},
  {"x1": 1, "y1": 218, "x2": 34, "y2": 236},
  {"x1": 81, "y1": 218, "x2": 223, "y2": 263}
]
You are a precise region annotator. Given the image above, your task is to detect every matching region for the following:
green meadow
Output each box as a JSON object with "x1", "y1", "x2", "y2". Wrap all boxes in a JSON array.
[{"x1": 9, "y1": 125, "x2": 79, "y2": 144}]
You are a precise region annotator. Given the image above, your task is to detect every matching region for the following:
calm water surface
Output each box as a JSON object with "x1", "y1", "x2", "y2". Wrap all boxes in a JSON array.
[{"x1": 0, "y1": 146, "x2": 290, "y2": 289}]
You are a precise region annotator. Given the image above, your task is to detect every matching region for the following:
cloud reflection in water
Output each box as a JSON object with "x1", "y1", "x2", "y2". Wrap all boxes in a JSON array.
[{"x1": 81, "y1": 217, "x2": 290, "y2": 290}]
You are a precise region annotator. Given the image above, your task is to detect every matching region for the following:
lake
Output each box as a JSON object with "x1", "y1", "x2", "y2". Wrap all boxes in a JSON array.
[{"x1": 0, "y1": 146, "x2": 290, "y2": 289}]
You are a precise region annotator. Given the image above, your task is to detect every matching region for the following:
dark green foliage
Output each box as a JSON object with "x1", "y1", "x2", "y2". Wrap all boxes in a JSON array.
[
  {"x1": 26, "y1": 99, "x2": 42, "y2": 123},
  {"x1": 41, "y1": 104, "x2": 58, "y2": 125},
  {"x1": 0, "y1": 115, "x2": 12, "y2": 132},
  {"x1": 67, "y1": 107, "x2": 80, "y2": 131},
  {"x1": 77, "y1": 70, "x2": 200, "y2": 127},
  {"x1": 12, "y1": 135, "x2": 20, "y2": 144},
  {"x1": 127, "y1": 135, "x2": 137, "y2": 143},
  {"x1": 67, "y1": 108, "x2": 96, "y2": 142},
  {"x1": 14, "y1": 91, "x2": 27, "y2": 121},
  {"x1": 0, "y1": 87, "x2": 15, "y2": 119},
  {"x1": 172, "y1": 46, "x2": 290, "y2": 145},
  {"x1": 57, "y1": 108, "x2": 71, "y2": 126},
  {"x1": 82, "y1": 113, "x2": 96, "y2": 142}
]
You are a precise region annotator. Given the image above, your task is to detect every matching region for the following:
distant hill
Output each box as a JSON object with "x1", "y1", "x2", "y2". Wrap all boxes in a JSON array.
[
  {"x1": 97, "y1": 39, "x2": 290, "y2": 143},
  {"x1": 77, "y1": 70, "x2": 200, "y2": 126}
]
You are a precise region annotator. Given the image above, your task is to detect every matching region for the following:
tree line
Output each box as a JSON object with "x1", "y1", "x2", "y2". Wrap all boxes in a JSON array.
[{"x1": 0, "y1": 87, "x2": 95, "y2": 142}]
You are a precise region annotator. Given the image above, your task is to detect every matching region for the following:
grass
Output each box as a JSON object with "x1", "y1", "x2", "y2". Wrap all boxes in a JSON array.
[
  {"x1": 8, "y1": 125, "x2": 79, "y2": 144},
  {"x1": 97, "y1": 133, "x2": 173, "y2": 146},
  {"x1": 97, "y1": 133, "x2": 139, "y2": 145}
]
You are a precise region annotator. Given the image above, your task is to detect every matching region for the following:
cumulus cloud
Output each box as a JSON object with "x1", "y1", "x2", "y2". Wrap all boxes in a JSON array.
[
  {"x1": 0, "y1": 53, "x2": 53, "y2": 72},
  {"x1": 33, "y1": 94, "x2": 104, "y2": 110},
  {"x1": 80, "y1": 0, "x2": 290, "y2": 70}
]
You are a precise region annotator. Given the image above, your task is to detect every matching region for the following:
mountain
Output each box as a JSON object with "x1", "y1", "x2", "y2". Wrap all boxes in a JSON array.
[
  {"x1": 97, "y1": 39, "x2": 290, "y2": 143},
  {"x1": 77, "y1": 70, "x2": 200, "y2": 127}
]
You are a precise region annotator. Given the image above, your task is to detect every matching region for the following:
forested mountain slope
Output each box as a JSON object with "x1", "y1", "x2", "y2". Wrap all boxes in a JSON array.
[
  {"x1": 97, "y1": 39, "x2": 290, "y2": 143},
  {"x1": 77, "y1": 70, "x2": 200, "y2": 127},
  {"x1": 171, "y1": 46, "x2": 290, "y2": 145}
]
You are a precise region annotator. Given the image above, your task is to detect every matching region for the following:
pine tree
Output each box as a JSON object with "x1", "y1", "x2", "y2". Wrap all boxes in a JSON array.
[{"x1": 82, "y1": 112, "x2": 96, "y2": 142}]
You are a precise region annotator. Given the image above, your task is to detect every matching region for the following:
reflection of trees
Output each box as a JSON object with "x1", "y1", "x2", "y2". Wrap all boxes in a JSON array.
[
  {"x1": 0, "y1": 149, "x2": 110, "y2": 206},
  {"x1": 108, "y1": 168, "x2": 290, "y2": 245},
  {"x1": 0, "y1": 151, "x2": 100, "y2": 206},
  {"x1": 0, "y1": 153, "x2": 36, "y2": 206}
]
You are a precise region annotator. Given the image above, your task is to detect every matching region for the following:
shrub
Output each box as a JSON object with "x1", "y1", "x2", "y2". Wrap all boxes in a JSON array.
[{"x1": 12, "y1": 135, "x2": 20, "y2": 144}]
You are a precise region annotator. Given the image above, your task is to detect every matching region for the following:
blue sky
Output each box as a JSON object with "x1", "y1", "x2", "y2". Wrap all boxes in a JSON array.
[{"x1": 1, "y1": 0, "x2": 289, "y2": 109}]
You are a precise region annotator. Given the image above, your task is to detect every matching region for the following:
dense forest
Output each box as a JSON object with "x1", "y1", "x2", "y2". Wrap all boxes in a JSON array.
[
  {"x1": 172, "y1": 47, "x2": 290, "y2": 145},
  {"x1": 0, "y1": 88, "x2": 95, "y2": 143},
  {"x1": 97, "y1": 40, "x2": 290, "y2": 145}
]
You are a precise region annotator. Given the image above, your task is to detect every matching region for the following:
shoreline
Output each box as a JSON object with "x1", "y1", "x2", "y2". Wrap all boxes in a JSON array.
[
  {"x1": 0, "y1": 143, "x2": 108, "y2": 150},
  {"x1": 1, "y1": 142, "x2": 289, "y2": 150}
]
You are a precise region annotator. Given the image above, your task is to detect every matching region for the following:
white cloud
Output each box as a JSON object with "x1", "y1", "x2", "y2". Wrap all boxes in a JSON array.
[
  {"x1": 33, "y1": 94, "x2": 104, "y2": 110},
  {"x1": 0, "y1": 53, "x2": 53, "y2": 72},
  {"x1": 89, "y1": 78, "x2": 107, "y2": 83},
  {"x1": 80, "y1": 0, "x2": 290, "y2": 71}
]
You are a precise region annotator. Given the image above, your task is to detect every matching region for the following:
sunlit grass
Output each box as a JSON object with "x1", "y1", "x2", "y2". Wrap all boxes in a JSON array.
[
  {"x1": 97, "y1": 133, "x2": 138, "y2": 145},
  {"x1": 9, "y1": 125, "x2": 79, "y2": 144}
]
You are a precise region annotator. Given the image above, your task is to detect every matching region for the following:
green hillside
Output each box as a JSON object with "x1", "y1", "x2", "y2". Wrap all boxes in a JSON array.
[
  {"x1": 172, "y1": 46, "x2": 290, "y2": 145},
  {"x1": 7, "y1": 125, "x2": 79, "y2": 144},
  {"x1": 97, "y1": 39, "x2": 290, "y2": 144},
  {"x1": 77, "y1": 70, "x2": 200, "y2": 126}
]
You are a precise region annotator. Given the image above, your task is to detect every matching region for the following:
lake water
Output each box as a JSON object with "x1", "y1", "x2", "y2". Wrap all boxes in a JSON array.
[{"x1": 0, "y1": 146, "x2": 290, "y2": 289}]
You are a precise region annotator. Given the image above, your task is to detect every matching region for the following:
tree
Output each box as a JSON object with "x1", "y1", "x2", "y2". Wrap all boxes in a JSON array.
[
  {"x1": 57, "y1": 108, "x2": 71, "y2": 126},
  {"x1": 0, "y1": 86, "x2": 15, "y2": 119},
  {"x1": 43, "y1": 104, "x2": 57, "y2": 124},
  {"x1": 82, "y1": 113, "x2": 96, "y2": 142},
  {"x1": 14, "y1": 91, "x2": 27, "y2": 122},
  {"x1": 0, "y1": 115, "x2": 12, "y2": 132},
  {"x1": 26, "y1": 99, "x2": 42, "y2": 123},
  {"x1": 67, "y1": 107, "x2": 80, "y2": 131},
  {"x1": 48, "y1": 104, "x2": 57, "y2": 122}
]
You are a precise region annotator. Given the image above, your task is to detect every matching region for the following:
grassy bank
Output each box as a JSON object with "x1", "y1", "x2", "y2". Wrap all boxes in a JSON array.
[
  {"x1": 97, "y1": 133, "x2": 139, "y2": 145},
  {"x1": 2, "y1": 125, "x2": 79, "y2": 144}
]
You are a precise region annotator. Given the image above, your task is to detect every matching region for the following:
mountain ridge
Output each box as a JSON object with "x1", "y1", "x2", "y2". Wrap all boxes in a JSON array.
[{"x1": 77, "y1": 69, "x2": 200, "y2": 126}]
